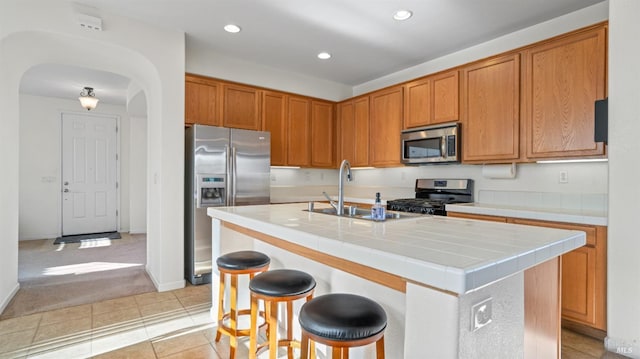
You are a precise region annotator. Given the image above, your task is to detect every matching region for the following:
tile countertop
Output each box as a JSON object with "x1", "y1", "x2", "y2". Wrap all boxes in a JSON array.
[
  {"x1": 445, "y1": 203, "x2": 607, "y2": 226},
  {"x1": 208, "y1": 203, "x2": 585, "y2": 295}
]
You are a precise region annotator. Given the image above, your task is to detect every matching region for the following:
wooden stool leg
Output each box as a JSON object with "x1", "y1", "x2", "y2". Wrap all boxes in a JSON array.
[
  {"x1": 300, "y1": 332, "x2": 310, "y2": 359},
  {"x1": 249, "y1": 294, "x2": 259, "y2": 359},
  {"x1": 286, "y1": 301, "x2": 294, "y2": 359},
  {"x1": 268, "y1": 301, "x2": 278, "y2": 359},
  {"x1": 376, "y1": 336, "x2": 385, "y2": 359},
  {"x1": 305, "y1": 295, "x2": 316, "y2": 359},
  {"x1": 332, "y1": 347, "x2": 342, "y2": 359},
  {"x1": 215, "y1": 272, "x2": 225, "y2": 342},
  {"x1": 229, "y1": 274, "x2": 238, "y2": 359}
]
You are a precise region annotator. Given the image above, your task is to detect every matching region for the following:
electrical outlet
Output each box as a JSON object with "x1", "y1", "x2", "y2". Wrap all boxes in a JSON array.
[
  {"x1": 559, "y1": 170, "x2": 569, "y2": 184},
  {"x1": 471, "y1": 297, "x2": 492, "y2": 331}
]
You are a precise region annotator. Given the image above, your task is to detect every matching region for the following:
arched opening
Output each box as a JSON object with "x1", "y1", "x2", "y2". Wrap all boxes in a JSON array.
[
  {"x1": 1, "y1": 28, "x2": 185, "y2": 316},
  {"x1": 0, "y1": 63, "x2": 154, "y2": 316}
]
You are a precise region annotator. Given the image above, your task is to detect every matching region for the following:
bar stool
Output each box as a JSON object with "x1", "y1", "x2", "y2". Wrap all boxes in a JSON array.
[
  {"x1": 249, "y1": 269, "x2": 316, "y2": 359},
  {"x1": 215, "y1": 250, "x2": 271, "y2": 359},
  {"x1": 299, "y1": 293, "x2": 387, "y2": 359}
]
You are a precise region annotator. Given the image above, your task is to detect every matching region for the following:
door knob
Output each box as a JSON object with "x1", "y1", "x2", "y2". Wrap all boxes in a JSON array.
[
  {"x1": 64, "y1": 181, "x2": 69, "y2": 185},
  {"x1": 63, "y1": 189, "x2": 69, "y2": 193}
]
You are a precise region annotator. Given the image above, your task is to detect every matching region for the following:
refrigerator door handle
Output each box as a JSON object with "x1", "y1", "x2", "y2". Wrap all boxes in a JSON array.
[
  {"x1": 224, "y1": 145, "x2": 232, "y2": 206},
  {"x1": 231, "y1": 146, "x2": 238, "y2": 206}
]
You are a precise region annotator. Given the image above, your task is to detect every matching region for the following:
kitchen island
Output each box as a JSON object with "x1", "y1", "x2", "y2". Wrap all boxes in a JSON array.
[{"x1": 208, "y1": 203, "x2": 586, "y2": 358}]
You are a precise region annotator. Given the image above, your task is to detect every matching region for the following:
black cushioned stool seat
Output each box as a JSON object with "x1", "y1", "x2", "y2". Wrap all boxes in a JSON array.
[
  {"x1": 249, "y1": 269, "x2": 316, "y2": 359},
  {"x1": 299, "y1": 293, "x2": 387, "y2": 359},
  {"x1": 214, "y1": 251, "x2": 270, "y2": 359}
]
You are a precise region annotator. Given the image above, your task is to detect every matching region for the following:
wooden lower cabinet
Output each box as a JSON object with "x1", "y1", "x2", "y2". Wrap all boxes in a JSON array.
[{"x1": 448, "y1": 212, "x2": 607, "y2": 335}]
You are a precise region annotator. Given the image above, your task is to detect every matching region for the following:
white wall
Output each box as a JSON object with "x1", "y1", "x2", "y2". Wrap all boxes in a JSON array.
[
  {"x1": 18, "y1": 94, "x2": 135, "y2": 240},
  {"x1": 606, "y1": 0, "x2": 640, "y2": 357},
  {"x1": 272, "y1": 162, "x2": 608, "y2": 205},
  {"x1": 186, "y1": 38, "x2": 353, "y2": 101},
  {"x1": 1, "y1": 0, "x2": 185, "y2": 313},
  {"x1": 129, "y1": 116, "x2": 147, "y2": 233},
  {"x1": 354, "y1": 2, "x2": 609, "y2": 96}
]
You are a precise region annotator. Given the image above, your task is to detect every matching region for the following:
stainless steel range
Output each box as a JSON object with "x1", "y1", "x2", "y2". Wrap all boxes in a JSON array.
[{"x1": 387, "y1": 179, "x2": 474, "y2": 215}]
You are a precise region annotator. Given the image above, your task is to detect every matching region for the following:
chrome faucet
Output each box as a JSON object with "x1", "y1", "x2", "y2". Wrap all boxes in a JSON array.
[{"x1": 337, "y1": 159, "x2": 352, "y2": 216}]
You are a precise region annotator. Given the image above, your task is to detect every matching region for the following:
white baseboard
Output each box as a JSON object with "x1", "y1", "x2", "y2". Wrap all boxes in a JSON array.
[
  {"x1": 19, "y1": 233, "x2": 59, "y2": 241},
  {"x1": 0, "y1": 282, "x2": 20, "y2": 314},
  {"x1": 129, "y1": 228, "x2": 146, "y2": 234},
  {"x1": 145, "y1": 266, "x2": 185, "y2": 292}
]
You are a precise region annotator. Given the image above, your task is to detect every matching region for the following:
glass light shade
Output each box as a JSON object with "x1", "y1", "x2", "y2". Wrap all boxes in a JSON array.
[{"x1": 79, "y1": 95, "x2": 99, "y2": 110}]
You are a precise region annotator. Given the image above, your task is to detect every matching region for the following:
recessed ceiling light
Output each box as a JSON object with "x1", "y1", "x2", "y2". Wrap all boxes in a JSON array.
[
  {"x1": 393, "y1": 10, "x2": 413, "y2": 21},
  {"x1": 317, "y1": 52, "x2": 331, "y2": 60},
  {"x1": 224, "y1": 24, "x2": 241, "y2": 33}
]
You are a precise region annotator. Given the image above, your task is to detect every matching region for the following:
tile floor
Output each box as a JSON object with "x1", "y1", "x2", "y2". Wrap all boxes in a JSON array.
[
  {"x1": 0, "y1": 282, "x2": 627, "y2": 359},
  {"x1": 0, "y1": 284, "x2": 215, "y2": 359}
]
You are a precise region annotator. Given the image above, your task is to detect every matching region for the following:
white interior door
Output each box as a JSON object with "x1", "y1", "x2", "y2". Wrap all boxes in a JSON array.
[{"x1": 62, "y1": 113, "x2": 118, "y2": 235}]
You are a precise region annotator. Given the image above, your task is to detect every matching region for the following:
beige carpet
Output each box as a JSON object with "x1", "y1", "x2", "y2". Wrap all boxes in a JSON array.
[{"x1": 1, "y1": 233, "x2": 156, "y2": 320}]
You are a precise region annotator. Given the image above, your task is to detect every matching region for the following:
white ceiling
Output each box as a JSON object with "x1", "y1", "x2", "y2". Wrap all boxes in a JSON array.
[
  {"x1": 19, "y1": 0, "x2": 605, "y2": 105},
  {"x1": 20, "y1": 64, "x2": 131, "y2": 106}
]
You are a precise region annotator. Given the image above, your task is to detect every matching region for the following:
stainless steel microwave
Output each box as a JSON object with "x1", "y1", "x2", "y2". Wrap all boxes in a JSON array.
[{"x1": 401, "y1": 122, "x2": 460, "y2": 164}]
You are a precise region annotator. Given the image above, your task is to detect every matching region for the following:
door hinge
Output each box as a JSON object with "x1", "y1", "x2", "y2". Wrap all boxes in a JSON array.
[
  {"x1": 116, "y1": 154, "x2": 119, "y2": 160},
  {"x1": 116, "y1": 210, "x2": 119, "y2": 216},
  {"x1": 116, "y1": 126, "x2": 118, "y2": 133},
  {"x1": 116, "y1": 182, "x2": 119, "y2": 189}
]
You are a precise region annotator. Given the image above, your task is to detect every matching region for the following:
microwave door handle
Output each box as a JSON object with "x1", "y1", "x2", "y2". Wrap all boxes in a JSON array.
[{"x1": 441, "y1": 136, "x2": 447, "y2": 158}]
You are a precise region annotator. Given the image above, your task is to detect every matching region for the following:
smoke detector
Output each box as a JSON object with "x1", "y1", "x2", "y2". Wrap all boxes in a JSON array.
[{"x1": 77, "y1": 14, "x2": 102, "y2": 31}]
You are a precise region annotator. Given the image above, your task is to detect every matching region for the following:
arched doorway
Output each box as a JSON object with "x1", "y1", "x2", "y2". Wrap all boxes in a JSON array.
[{"x1": 0, "y1": 26, "x2": 185, "y2": 314}]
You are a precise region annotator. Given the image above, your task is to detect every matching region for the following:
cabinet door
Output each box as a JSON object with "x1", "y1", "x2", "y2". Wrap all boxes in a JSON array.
[
  {"x1": 338, "y1": 97, "x2": 369, "y2": 167},
  {"x1": 462, "y1": 53, "x2": 521, "y2": 163},
  {"x1": 432, "y1": 70, "x2": 459, "y2": 124},
  {"x1": 523, "y1": 26, "x2": 606, "y2": 159},
  {"x1": 262, "y1": 91, "x2": 287, "y2": 166},
  {"x1": 287, "y1": 96, "x2": 311, "y2": 167},
  {"x1": 403, "y1": 77, "x2": 431, "y2": 129},
  {"x1": 223, "y1": 83, "x2": 262, "y2": 130},
  {"x1": 370, "y1": 86, "x2": 403, "y2": 167},
  {"x1": 185, "y1": 78, "x2": 221, "y2": 126},
  {"x1": 403, "y1": 70, "x2": 459, "y2": 129},
  {"x1": 311, "y1": 101, "x2": 335, "y2": 168}
]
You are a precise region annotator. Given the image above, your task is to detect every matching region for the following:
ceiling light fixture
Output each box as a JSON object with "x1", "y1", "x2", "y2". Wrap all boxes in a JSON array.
[
  {"x1": 317, "y1": 52, "x2": 331, "y2": 60},
  {"x1": 78, "y1": 87, "x2": 99, "y2": 111},
  {"x1": 224, "y1": 24, "x2": 241, "y2": 33},
  {"x1": 393, "y1": 10, "x2": 413, "y2": 21}
]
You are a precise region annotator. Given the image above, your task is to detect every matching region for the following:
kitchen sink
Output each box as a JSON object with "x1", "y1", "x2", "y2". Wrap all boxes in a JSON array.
[{"x1": 305, "y1": 205, "x2": 423, "y2": 221}]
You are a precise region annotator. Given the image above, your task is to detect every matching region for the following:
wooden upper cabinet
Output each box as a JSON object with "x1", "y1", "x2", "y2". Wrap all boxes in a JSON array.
[
  {"x1": 370, "y1": 86, "x2": 403, "y2": 167},
  {"x1": 262, "y1": 91, "x2": 287, "y2": 166},
  {"x1": 462, "y1": 53, "x2": 521, "y2": 163},
  {"x1": 404, "y1": 70, "x2": 459, "y2": 129},
  {"x1": 185, "y1": 76, "x2": 222, "y2": 126},
  {"x1": 311, "y1": 101, "x2": 335, "y2": 168},
  {"x1": 523, "y1": 25, "x2": 607, "y2": 160},
  {"x1": 338, "y1": 97, "x2": 370, "y2": 167},
  {"x1": 403, "y1": 77, "x2": 431, "y2": 129},
  {"x1": 223, "y1": 83, "x2": 262, "y2": 130},
  {"x1": 287, "y1": 96, "x2": 311, "y2": 167}
]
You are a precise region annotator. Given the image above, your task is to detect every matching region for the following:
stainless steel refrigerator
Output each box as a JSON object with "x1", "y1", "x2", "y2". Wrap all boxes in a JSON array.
[{"x1": 185, "y1": 125, "x2": 270, "y2": 285}]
